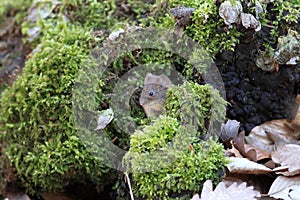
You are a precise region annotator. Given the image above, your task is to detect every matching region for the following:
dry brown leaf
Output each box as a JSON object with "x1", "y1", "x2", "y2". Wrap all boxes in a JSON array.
[
  {"x1": 246, "y1": 120, "x2": 300, "y2": 154},
  {"x1": 227, "y1": 157, "x2": 272, "y2": 174},
  {"x1": 245, "y1": 126, "x2": 274, "y2": 153},
  {"x1": 234, "y1": 132, "x2": 270, "y2": 161},
  {"x1": 222, "y1": 174, "x2": 246, "y2": 187},
  {"x1": 244, "y1": 143, "x2": 271, "y2": 161},
  {"x1": 225, "y1": 140, "x2": 244, "y2": 158},
  {"x1": 272, "y1": 165, "x2": 289, "y2": 174},
  {"x1": 268, "y1": 176, "x2": 300, "y2": 200},
  {"x1": 219, "y1": 120, "x2": 240, "y2": 142},
  {"x1": 266, "y1": 120, "x2": 300, "y2": 145},
  {"x1": 191, "y1": 179, "x2": 260, "y2": 200},
  {"x1": 264, "y1": 160, "x2": 277, "y2": 169},
  {"x1": 225, "y1": 145, "x2": 243, "y2": 158},
  {"x1": 271, "y1": 144, "x2": 300, "y2": 176}
]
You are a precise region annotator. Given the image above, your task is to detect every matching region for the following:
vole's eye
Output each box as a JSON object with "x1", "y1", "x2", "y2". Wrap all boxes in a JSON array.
[{"x1": 149, "y1": 91, "x2": 155, "y2": 96}]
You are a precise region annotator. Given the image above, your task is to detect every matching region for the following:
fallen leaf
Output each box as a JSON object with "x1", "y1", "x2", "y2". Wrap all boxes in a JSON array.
[
  {"x1": 26, "y1": 0, "x2": 61, "y2": 22},
  {"x1": 25, "y1": 1, "x2": 62, "y2": 41},
  {"x1": 225, "y1": 140, "x2": 243, "y2": 158},
  {"x1": 227, "y1": 157, "x2": 272, "y2": 174},
  {"x1": 268, "y1": 176, "x2": 300, "y2": 200},
  {"x1": 271, "y1": 144, "x2": 300, "y2": 176},
  {"x1": 274, "y1": 29, "x2": 300, "y2": 65},
  {"x1": 246, "y1": 120, "x2": 300, "y2": 154},
  {"x1": 264, "y1": 160, "x2": 277, "y2": 169},
  {"x1": 272, "y1": 165, "x2": 289, "y2": 173},
  {"x1": 94, "y1": 108, "x2": 114, "y2": 130},
  {"x1": 219, "y1": 1, "x2": 243, "y2": 26},
  {"x1": 292, "y1": 95, "x2": 300, "y2": 126},
  {"x1": 245, "y1": 126, "x2": 274, "y2": 153},
  {"x1": 234, "y1": 132, "x2": 270, "y2": 161},
  {"x1": 255, "y1": 49, "x2": 278, "y2": 72},
  {"x1": 240, "y1": 13, "x2": 261, "y2": 31},
  {"x1": 191, "y1": 194, "x2": 200, "y2": 200},
  {"x1": 192, "y1": 179, "x2": 260, "y2": 200},
  {"x1": 219, "y1": 120, "x2": 240, "y2": 143},
  {"x1": 222, "y1": 173, "x2": 246, "y2": 187}
]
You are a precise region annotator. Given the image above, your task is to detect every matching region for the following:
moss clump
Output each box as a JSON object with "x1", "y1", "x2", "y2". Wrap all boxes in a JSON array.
[
  {"x1": 0, "y1": 0, "x2": 33, "y2": 24},
  {"x1": 166, "y1": 82, "x2": 227, "y2": 131},
  {"x1": 141, "y1": 0, "x2": 241, "y2": 56},
  {"x1": 125, "y1": 116, "x2": 227, "y2": 200},
  {"x1": 60, "y1": 0, "x2": 117, "y2": 29},
  {"x1": 125, "y1": 82, "x2": 227, "y2": 199},
  {"x1": 0, "y1": 20, "x2": 110, "y2": 195},
  {"x1": 140, "y1": 0, "x2": 300, "y2": 57},
  {"x1": 267, "y1": 0, "x2": 300, "y2": 39}
]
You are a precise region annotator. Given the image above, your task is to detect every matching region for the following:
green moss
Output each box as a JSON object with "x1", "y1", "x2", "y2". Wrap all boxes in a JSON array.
[
  {"x1": 125, "y1": 116, "x2": 227, "y2": 200},
  {"x1": 141, "y1": 0, "x2": 299, "y2": 56},
  {"x1": 124, "y1": 82, "x2": 228, "y2": 199},
  {"x1": 0, "y1": 0, "x2": 33, "y2": 24},
  {"x1": 166, "y1": 82, "x2": 227, "y2": 131},
  {"x1": 141, "y1": 0, "x2": 241, "y2": 56},
  {"x1": 60, "y1": 0, "x2": 117, "y2": 29},
  {"x1": 268, "y1": 0, "x2": 300, "y2": 39},
  {"x1": 0, "y1": 20, "x2": 110, "y2": 195}
]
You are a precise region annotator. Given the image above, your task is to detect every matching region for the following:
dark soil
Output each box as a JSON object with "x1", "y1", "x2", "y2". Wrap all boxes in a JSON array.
[{"x1": 216, "y1": 28, "x2": 299, "y2": 133}]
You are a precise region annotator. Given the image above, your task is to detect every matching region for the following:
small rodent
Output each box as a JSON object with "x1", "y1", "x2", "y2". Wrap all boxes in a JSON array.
[{"x1": 139, "y1": 73, "x2": 174, "y2": 118}]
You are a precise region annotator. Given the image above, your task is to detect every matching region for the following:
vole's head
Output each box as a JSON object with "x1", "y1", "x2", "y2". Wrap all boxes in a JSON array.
[{"x1": 139, "y1": 73, "x2": 174, "y2": 118}]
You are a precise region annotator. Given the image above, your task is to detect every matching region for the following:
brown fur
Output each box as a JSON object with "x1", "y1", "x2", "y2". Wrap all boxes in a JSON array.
[{"x1": 139, "y1": 73, "x2": 174, "y2": 118}]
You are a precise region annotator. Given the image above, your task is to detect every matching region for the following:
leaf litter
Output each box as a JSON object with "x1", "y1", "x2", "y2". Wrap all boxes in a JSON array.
[{"x1": 195, "y1": 95, "x2": 300, "y2": 199}]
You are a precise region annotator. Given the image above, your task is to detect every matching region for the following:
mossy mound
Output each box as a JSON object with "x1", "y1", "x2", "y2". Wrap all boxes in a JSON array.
[
  {"x1": 125, "y1": 82, "x2": 227, "y2": 199},
  {"x1": 0, "y1": 21, "x2": 110, "y2": 195}
]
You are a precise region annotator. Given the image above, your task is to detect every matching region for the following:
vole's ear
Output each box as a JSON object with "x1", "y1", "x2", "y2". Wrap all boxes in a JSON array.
[
  {"x1": 144, "y1": 73, "x2": 174, "y2": 88},
  {"x1": 144, "y1": 73, "x2": 157, "y2": 84},
  {"x1": 157, "y1": 74, "x2": 174, "y2": 88}
]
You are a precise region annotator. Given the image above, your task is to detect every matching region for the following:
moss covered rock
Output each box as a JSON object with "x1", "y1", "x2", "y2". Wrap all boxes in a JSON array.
[{"x1": 0, "y1": 20, "x2": 110, "y2": 194}]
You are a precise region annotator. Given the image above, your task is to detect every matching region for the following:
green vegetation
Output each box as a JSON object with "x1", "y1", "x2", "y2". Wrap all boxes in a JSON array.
[
  {"x1": 268, "y1": 0, "x2": 300, "y2": 39},
  {"x1": 0, "y1": 20, "x2": 110, "y2": 195},
  {"x1": 141, "y1": 0, "x2": 241, "y2": 55},
  {"x1": 125, "y1": 117, "x2": 227, "y2": 200},
  {"x1": 166, "y1": 82, "x2": 227, "y2": 131},
  {"x1": 141, "y1": 0, "x2": 299, "y2": 56},
  {"x1": 0, "y1": 0, "x2": 33, "y2": 24},
  {"x1": 125, "y1": 82, "x2": 228, "y2": 199}
]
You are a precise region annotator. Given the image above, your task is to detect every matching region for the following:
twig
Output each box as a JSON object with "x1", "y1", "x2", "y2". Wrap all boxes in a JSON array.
[{"x1": 124, "y1": 172, "x2": 134, "y2": 200}]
